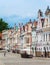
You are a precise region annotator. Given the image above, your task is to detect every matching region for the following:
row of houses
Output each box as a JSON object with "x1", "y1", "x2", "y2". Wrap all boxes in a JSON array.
[
  {"x1": 32, "y1": 6, "x2": 50, "y2": 57},
  {"x1": 1, "y1": 6, "x2": 50, "y2": 57},
  {"x1": 2, "y1": 20, "x2": 33, "y2": 53}
]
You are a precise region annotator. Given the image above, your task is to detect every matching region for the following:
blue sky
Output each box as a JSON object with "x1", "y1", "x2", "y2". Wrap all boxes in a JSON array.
[{"x1": 0, "y1": 0, "x2": 50, "y2": 26}]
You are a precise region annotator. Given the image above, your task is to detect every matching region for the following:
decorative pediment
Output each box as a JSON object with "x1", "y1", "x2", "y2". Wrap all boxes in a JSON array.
[
  {"x1": 43, "y1": 18, "x2": 48, "y2": 27},
  {"x1": 45, "y1": 6, "x2": 50, "y2": 15}
]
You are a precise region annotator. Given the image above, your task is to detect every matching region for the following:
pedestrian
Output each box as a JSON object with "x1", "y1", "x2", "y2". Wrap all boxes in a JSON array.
[{"x1": 4, "y1": 50, "x2": 6, "y2": 56}]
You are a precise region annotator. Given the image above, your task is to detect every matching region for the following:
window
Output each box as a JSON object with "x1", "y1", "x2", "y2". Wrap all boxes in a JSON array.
[
  {"x1": 36, "y1": 48, "x2": 38, "y2": 51},
  {"x1": 44, "y1": 47, "x2": 46, "y2": 50},
  {"x1": 43, "y1": 34, "x2": 45, "y2": 41},
  {"x1": 26, "y1": 38, "x2": 29, "y2": 43},
  {"x1": 46, "y1": 34, "x2": 47, "y2": 41},
  {"x1": 41, "y1": 48, "x2": 42, "y2": 50},
  {"x1": 49, "y1": 34, "x2": 50, "y2": 41},
  {"x1": 49, "y1": 47, "x2": 50, "y2": 49},
  {"x1": 47, "y1": 47, "x2": 48, "y2": 50},
  {"x1": 39, "y1": 48, "x2": 40, "y2": 50}
]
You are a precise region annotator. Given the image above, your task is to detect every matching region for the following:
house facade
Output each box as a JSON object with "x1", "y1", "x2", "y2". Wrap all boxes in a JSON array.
[
  {"x1": 20, "y1": 20, "x2": 32, "y2": 51},
  {"x1": 0, "y1": 33, "x2": 3, "y2": 49},
  {"x1": 2, "y1": 29, "x2": 13, "y2": 49},
  {"x1": 2, "y1": 30, "x2": 9, "y2": 49},
  {"x1": 42, "y1": 6, "x2": 50, "y2": 57},
  {"x1": 32, "y1": 21, "x2": 37, "y2": 56},
  {"x1": 32, "y1": 6, "x2": 50, "y2": 57}
]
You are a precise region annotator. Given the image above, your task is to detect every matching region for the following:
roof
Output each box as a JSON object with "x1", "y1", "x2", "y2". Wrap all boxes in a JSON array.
[
  {"x1": 45, "y1": 6, "x2": 50, "y2": 15},
  {"x1": 32, "y1": 21, "x2": 37, "y2": 27}
]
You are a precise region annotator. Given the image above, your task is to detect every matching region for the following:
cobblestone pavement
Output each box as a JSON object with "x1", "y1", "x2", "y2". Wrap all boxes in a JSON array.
[{"x1": 0, "y1": 52, "x2": 50, "y2": 65}]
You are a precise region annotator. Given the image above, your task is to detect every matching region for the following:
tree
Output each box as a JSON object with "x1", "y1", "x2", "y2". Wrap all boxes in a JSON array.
[{"x1": 0, "y1": 18, "x2": 9, "y2": 32}]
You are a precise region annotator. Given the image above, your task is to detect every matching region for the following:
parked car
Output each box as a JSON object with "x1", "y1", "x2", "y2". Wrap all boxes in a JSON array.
[
  {"x1": 16, "y1": 48, "x2": 20, "y2": 53},
  {"x1": 0, "y1": 48, "x2": 4, "y2": 50},
  {"x1": 4, "y1": 47, "x2": 10, "y2": 52},
  {"x1": 12, "y1": 48, "x2": 17, "y2": 53},
  {"x1": 20, "y1": 48, "x2": 33, "y2": 58}
]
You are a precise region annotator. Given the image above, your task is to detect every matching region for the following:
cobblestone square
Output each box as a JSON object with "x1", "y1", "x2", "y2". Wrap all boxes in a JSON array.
[{"x1": 0, "y1": 52, "x2": 50, "y2": 65}]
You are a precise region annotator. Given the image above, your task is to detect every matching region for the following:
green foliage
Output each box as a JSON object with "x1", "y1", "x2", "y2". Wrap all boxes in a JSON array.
[{"x1": 0, "y1": 18, "x2": 9, "y2": 32}]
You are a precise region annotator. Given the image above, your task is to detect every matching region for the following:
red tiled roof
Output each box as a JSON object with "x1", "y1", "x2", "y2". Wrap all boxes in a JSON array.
[{"x1": 33, "y1": 21, "x2": 37, "y2": 27}]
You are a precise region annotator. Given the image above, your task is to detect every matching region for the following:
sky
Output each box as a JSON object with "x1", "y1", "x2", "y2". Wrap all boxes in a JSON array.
[{"x1": 0, "y1": 0, "x2": 50, "y2": 26}]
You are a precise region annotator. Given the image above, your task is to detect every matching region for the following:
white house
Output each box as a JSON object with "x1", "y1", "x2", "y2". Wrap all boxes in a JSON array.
[{"x1": 32, "y1": 21, "x2": 37, "y2": 56}]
